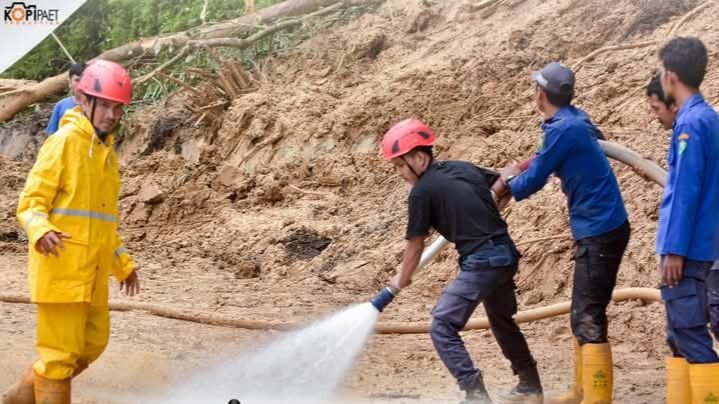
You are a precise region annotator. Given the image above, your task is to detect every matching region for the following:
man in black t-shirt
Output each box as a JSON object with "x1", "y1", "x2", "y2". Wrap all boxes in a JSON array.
[{"x1": 382, "y1": 119, "x2": 542, "y2": 404}]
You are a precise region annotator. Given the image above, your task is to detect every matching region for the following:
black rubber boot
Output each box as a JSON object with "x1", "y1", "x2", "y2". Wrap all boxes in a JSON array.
[
  {"x1": 496, "y1": 364, "x2": 543, "y2": 404},
  {"x1": 460, "y1": 371, "x2": 494, "y2": 404}
]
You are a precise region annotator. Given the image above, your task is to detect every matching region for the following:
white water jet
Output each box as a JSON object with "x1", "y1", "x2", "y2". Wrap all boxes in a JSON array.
[{"x1": 142, "y1": 303, "x2": 380, "y2": 404}]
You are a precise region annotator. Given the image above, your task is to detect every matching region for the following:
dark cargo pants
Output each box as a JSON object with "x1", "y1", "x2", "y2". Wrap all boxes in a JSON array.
[
  {"x1": 707, "y1": 264, "x2": 719, "y2": 340},
  {"x1": 430, "y1": 237, "x2": 536, "y2": 391},
  {"x1": 571, "y1": 221, "x2": 630, "y2": 345}
]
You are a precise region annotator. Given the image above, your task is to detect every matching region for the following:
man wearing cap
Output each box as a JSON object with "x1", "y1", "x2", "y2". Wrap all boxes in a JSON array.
[{"x1": 494, "y1": 62, "x2": 630, "y2": 404}]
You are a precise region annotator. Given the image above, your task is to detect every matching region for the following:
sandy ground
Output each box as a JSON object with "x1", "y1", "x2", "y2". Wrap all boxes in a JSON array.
[
  {"x1": 2, "y1": 0, "x2": 719, "y2": 402},
  {"x1": 0, "y1": 252, "x2": 667, "y2": 403}
]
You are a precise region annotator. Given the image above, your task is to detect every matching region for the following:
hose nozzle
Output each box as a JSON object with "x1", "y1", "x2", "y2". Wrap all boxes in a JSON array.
[{"x1": 370, "y1": 286, "x2": 398, "y2": 312}]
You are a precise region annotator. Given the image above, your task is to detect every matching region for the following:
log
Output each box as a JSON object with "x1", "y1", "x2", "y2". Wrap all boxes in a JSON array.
[{"x1": 0, "y1": 0, "x2": 378, "y2": 122}]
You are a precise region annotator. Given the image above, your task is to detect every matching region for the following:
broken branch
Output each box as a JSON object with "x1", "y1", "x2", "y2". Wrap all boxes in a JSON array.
[
  {"x1": 200, "y1": 0, "x2": 209, "y2": 25},
  {"x1": 187, "y1": 1, "x2": 346, "y2": 49},
  {"x1": 135, "y1": 46, "x2": 189, "y2": 85},
  {"x1": 667, "y1": 0, "x2": 715, "y2": 38},
  {"x1": 51, "y1": 32, "x2": 76, "y2": 64},
  {"x1": 574, "y1": 41, "x2": 657, "y2": 71},
  {"x1": 156, "y1": 72, "x2": 202, "y2": 95}
]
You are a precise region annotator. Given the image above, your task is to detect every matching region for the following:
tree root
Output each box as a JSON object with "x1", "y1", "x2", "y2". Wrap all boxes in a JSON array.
[{"x1": 574, "y1": 0, "x2": 715, "y2": 72}]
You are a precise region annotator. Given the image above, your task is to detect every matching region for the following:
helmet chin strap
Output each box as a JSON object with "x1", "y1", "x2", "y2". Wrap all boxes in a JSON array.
[
  {"x1": 87, "y1": 96, "x2": 109, "y2": 143},
  {"x1": 401, "y1": 155, "x2": 425, "y2": 180},
  {"x1": 85, "y1": 96, "x2": 111, "y2": 160}
]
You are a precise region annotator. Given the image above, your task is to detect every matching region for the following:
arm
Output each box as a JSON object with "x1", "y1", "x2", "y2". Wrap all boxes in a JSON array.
[
  {"x1": 112, "y1": 233, "x2": 140, "y2": 296},
  {"x1": 111, "y1": 233, "x2": 136, "y2": 282},
  {"x1": 508, "y1": 127, "x2": 571, "y2": 201},
  {"x1": 390, "y1": 188, "x2": 431, "y2": 290},
  {"x1": 45, "y1": 103, "x2": 61, "y2": 134},
  {"x1": 491, "y1": 156, "x2": 535, "y2": 198},
  {"x1": 389, "y1": 236, "x2": 425, "y2": 289},
  {"x1": 659, "y1": 126, "x2": 705, "y2": 286},
  {"x1": 17, "y1": 135, "x2": 66, "y2": 252}
]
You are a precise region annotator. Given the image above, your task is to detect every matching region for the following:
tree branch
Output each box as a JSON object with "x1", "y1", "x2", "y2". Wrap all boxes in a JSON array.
[
  {"x1": 667, "y1": 0, "x2": 715, "y2": 38},
  {"x1": 157, "y1": 72, "x2": 203, "y2": 95},
  {"x1": 201, "y1": 0, "x2": 209, "y2": 25},
  {"x1": 187, "y1": 1, "x2": 346, "y2": 49},
  {"x1": 51, "y1": 32, "x2": 76, "y2": 64},
  {"x1": 1, "y1": 0, "x2": 381, "y2": 122},
  {"x1": 135, "y1": 46, "x2": 189, "y2": 85},
  {"x1": 574, "y1": 1, "x2": 716, "y2": 72},
  {"x1": 574, "y1": 41, "x2": 657, "y2": 71}
]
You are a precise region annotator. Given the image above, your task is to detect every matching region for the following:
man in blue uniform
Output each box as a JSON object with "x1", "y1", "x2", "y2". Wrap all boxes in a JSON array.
[
  {"x1": 495, "y1": 62, "x2": 630, "y2": 404},
  {"x1": 46, "y1": 62, "x2": 86, "y2": 135},
  {"x1": 646, "y1": 72, "x2": 719, "y2": 342},
  {"x1": 382, "y1": 118, "x2": 543, "y2": 404},
  {"x1": 656, "y1": 36, "x2": 719, "y2": 401},
  {"x1": 647, "y1": 73, "x2": 679, "y2": 131}
]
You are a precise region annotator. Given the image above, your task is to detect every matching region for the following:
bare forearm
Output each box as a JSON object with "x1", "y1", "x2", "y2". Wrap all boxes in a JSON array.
[{"x1": 398, "y1": 239, "x2": 423, "y2": 285}]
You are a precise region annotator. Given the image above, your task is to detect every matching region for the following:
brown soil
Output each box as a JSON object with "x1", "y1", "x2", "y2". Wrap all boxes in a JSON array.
[{"x1": 2, "y1": 0, "x2": 719, "y2": 402}]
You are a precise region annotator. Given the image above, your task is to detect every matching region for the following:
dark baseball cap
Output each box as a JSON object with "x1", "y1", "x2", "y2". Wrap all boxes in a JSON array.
[{"x1": 531, "y1": 62, "x2": 575, "y2": 95}]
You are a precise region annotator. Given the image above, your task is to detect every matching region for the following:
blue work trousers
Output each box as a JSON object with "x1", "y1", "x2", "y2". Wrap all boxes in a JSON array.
[
  {"x1": 430, "y1": 237, "x2": 535, "y2": 391},
  {"x1": 663, "y1": 259, "x2": 719, "y2": 364}
]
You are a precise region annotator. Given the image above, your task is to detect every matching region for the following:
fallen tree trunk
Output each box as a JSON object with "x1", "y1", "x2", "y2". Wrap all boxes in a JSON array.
[{"x1": 0, "y1": 0, "x2": 375, "y2": 122}]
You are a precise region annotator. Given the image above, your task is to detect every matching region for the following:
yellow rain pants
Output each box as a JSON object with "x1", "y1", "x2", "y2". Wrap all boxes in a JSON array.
[{"x1": 16, "y1": 107, "x2": 135, "y2": 379}]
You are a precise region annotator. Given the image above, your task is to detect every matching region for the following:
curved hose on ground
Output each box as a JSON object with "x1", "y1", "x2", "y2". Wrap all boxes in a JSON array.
[
  {"x1": 375, "y1": 287, "x2": 660, "y2": 334},
  {"x1": 0, "y1": 141, "x2": 668, "y2": 334},
  {"x1": 0, "y1": 288, "x2": 660, "y2": 334}
]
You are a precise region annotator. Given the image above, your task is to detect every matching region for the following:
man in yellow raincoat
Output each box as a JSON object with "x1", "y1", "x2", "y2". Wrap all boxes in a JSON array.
[{"x1": 3, "y1": 60, "x2": 140, "y2": 404}]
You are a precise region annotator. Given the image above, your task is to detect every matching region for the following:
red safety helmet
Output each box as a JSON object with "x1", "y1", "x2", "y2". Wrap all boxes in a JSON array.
[
  {"x1": 77, "y1": 60, "x2": 133, "y2": 104},
  {"x1": 382, "y1": 118, "x2": 436, "y2": 160}
]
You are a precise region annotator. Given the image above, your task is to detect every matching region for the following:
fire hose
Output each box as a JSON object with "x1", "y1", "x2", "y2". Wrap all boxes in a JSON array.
[{"x1": 0, "y1": 141, "x2": 667, "y2": 334}]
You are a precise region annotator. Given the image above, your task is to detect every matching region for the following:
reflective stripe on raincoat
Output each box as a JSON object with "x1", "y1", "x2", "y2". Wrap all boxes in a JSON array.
[{"x1": 17, "y1": 106, "x2": 135, "y2": 303}]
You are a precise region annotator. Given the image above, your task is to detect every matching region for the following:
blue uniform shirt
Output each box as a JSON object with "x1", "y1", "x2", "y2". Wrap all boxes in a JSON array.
[
  {"x1": 46, "y1": 96, "x2": 78, "y2": 134},
  {"x1": 509, "y1": 106, "x2": 628, "y2": 240},
  {"x1": 657, "y1": 93, "x2": 719, "y2": 261}
]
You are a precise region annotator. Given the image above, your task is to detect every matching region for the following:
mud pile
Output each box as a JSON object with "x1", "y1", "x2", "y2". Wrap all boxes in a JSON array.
[{"x1": 102, "y1": 0, "x2": 719, "y2": 316}]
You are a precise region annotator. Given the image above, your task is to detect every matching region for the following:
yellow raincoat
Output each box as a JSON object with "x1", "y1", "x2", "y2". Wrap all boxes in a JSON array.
[{"x1": 16, "y1": 106, "x2": 136, "y2": 379}]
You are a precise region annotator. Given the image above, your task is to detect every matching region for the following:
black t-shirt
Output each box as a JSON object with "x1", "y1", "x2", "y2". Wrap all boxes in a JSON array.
[{"x1": 406, "y1": 160, "x2": 509, "y2": 257}]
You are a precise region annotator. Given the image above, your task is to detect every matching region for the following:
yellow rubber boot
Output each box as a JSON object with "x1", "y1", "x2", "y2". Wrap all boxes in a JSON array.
[
  {"x1": 689, "y1": 363, "x2": 719, "y2": 404},
  {"x1": 1, "y1": 366, "x2": 35, "y2": 404},
  {"x1": 666, "y1": 357, "x2": 691, "y2": 404},
  {"x1": 546, "y1": 338, "x2": 583, "y2": 404},
  {"x1": 581, "y1": 343, "x2": 612, "y2": 404},
  {"x1": 71, "y1": 361, "x2": 87, "y2": 379},
  {"x1": 33, "y1": 374, "x2": 70, "y2": 404}
]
